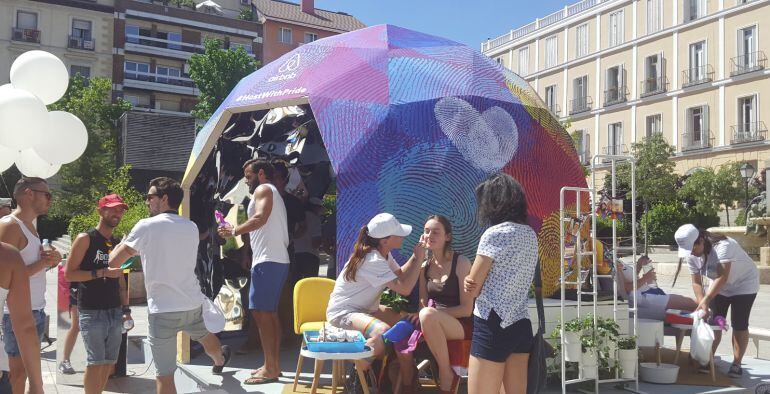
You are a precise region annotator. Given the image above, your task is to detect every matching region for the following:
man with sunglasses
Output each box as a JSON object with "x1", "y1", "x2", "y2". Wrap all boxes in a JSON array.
[{"x1": 0, "y1": 177, "x2": 60, "y2": 394}]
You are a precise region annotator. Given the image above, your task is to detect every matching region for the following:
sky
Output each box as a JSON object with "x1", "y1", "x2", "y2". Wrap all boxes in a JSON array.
[{"x1": 312, "y1": 0, "x2": 574, "y2": 48}]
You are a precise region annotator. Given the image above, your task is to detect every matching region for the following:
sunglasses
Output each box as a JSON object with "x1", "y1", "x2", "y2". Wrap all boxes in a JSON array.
[{"x1": 29, "y1": 189, "x2": 52, "y2": 200}]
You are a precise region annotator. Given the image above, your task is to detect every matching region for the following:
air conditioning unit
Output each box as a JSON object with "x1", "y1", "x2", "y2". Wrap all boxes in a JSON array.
[
  {"x1": 84, "y1": 40, "x2": 95, "y2": 50},
  {"x1": 69, "y1": 38, "x2": 81, "y2": 48}
]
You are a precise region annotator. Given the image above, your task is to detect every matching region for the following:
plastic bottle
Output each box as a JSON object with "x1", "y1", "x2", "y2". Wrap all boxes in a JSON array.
[{"x1": 42, "y1": 239, "x2": 52, "y2": 251}]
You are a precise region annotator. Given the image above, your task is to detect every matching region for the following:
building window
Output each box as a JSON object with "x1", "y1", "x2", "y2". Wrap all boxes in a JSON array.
[
  {"x1": 156, "y1": 66, "x2": 181, "y2": 84},
  {"x1": 608, "y1": 10, "x2": 624, "y2": 47},
  {"x1": 684, "y1": 0, "x2": 706, "y2": 22},
  {"x1": 647, "y1": 0, "x2": 663, "y2": 34},
  {"x1": 157, "y1": 31, "x2": 182, "y2": 50},
  {"x1": 69, "y1": 65, "x2": 90, "y2": 79},
  {"x1": 605, "y1": 65, "x2": 626, "y2": 105},
  {"x1": 684, "y1": 105, "x2": 710, "y2": 150},
  {"x1": 71, "y1": 19, "x2": 91, "y2": 40},
  {"x1": 16, "y1": 10, "x2": 37, "y2": 29},
  {"x1": 571, "y1": 75, "x2": 590, "y2": 114},
  {"x1": 645, "y1": 114, "x2": 662, "y2": 138},
  {"x1": 304, "y1": 32, "x2": 318, "y2": 43},
  {"x1": 279, "y1": 27, "x2": 292, "y2": 44},
  {"x1": 124, "y1": 94, "x2": 150, "y2": 108},
  {"x1": 732, "y1": 26, "x2": 765, "y2": 75},
  {"x1": 125, "y1": 25, "x2": 151, "y2": 45},
  {"x1": 607, "y1": 122, "x2": 624, "y2": 155},
  {"x1": 576, "y1": 24, "x2": 589, "y2": 58},
  {"x1": 574, "y1": 129, "x2": 590, "y2": 164},
  {"x1": 642, "y1": 53, "x2": 666, "y2": 95},
  {"x1": 736, "y1": 95, "x2": 759, "y2": 137},
  {"x1": 545, "y1": 36, "x2": 558, "y2": 68},
  {"x1": 124, "y1": 61, "x2": 150, "y2": 81},
  {"x1": 686, "y1": 41, "x2": 710, "y2": 85},
  {"x1": 518, "y1": 47, "x2": 529, "y2": 76},
  {"x1": 230, "y1": 42, "x2": 253, "y2": 54},
  {"x1": 545, "y1": 85, "x2": 558, "y2": 115}
]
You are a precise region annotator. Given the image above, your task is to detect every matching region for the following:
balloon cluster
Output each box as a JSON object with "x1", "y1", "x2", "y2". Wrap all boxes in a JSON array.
[{"x1": 0, "y1": 50, "x2": 88, "y2": 178}]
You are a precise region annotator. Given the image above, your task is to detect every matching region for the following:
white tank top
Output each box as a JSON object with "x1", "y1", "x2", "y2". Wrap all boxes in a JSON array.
[
  {"x1": 248, "y1": 183, "x2": 290, "y2": 265},
  {"x1": 1, "y1": 215, "x2": 45, "y2": 311},
  {"x1": 0, "y1": 287, "x2": 8, "y2": 371}
]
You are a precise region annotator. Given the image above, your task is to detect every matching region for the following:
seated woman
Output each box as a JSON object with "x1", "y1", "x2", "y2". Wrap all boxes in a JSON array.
[
  {"x1": 617, "y1": 255, "x2": 697, "y2": 320},
  {"x1": 325, "y1": 213, "x2": 424, "y2": 392},
  {"x1": 415, "y1": 215, "x2": 473, "y2": 393}
]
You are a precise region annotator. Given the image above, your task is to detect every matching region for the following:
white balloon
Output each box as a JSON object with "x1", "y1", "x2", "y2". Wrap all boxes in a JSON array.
[
  {"x1": 0, "y1": 87, "x2": 49, "y2": 150},
  {"x1": 10, "y1": 50, "x2": 69, "y2": 105},
  {"x1": 34, "y1": 111, "x2": 88, "y2": 164},
  {"x1": 15, "y1": 149, "x2": 60, "y2": 178},
  {"x1": 0, "y1": 145, "x2": 19, "y2": 173}
]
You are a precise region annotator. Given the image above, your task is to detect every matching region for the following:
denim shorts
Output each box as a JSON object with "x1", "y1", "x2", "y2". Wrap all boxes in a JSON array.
[
  {"x1": 249, "y1": 262, "x2": 289, "y2": 312},
  {"x1": 79, "y1": 307, "x2": 123, "y2": 366},
  {"x1": 2, "y1": 310, "x2": 46, "y2": 357},
  {"x1": 148, "y1": 306, "x2": 209, "y2": 377}
]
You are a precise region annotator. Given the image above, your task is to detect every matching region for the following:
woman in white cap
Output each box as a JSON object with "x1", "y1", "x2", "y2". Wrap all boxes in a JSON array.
[
  {"x1": 326, "y1": 213, "x2": 425, "y2": 392},
  {"x1": 674, "y1": 224, "x2": 759, "y2": 377}
]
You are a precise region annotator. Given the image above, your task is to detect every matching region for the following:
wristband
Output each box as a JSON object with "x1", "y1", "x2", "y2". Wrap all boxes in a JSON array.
[{"x1": 122, "y1": 306, "x2": 131, "y2": 314}]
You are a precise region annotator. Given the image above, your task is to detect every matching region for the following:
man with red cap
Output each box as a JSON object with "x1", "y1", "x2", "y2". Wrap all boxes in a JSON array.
[{"x1": 64, "y1": 194, "x2": 131, "y2": 394}]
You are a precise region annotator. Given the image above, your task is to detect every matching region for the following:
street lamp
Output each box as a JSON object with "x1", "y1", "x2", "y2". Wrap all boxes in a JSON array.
[{"x1": 740, "y1": 163, "x2": 756, "y2": 216}]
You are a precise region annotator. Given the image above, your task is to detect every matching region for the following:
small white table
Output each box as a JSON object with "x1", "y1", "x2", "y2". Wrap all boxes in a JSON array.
[
  {"x1": 299, "y1": 346, "x2": 374, "y2": 394},
  {"x1": 671, "y1": 323, "x2": 721, "y2": 382}
]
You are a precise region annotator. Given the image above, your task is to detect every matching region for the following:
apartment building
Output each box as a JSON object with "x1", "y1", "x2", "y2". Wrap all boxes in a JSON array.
[
  {"x1": 0, "y1": 0, "x2": 115, "y2": 83},
  {"x1": 482, "y1": 0, "x2": 770, "y2": 175},
  {"x1": 254, "y1": 0, "x2": 366, "y2": 65}
]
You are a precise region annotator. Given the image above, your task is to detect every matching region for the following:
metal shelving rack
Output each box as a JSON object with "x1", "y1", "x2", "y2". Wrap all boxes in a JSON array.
[{"x1": 558, "y1": 153, "x2": 639, "y2": 393}]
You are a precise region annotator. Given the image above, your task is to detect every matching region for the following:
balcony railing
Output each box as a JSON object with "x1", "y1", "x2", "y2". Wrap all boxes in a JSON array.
[
  {"x1": 68, "y1": 36, "x2": 95, "y2": 50},
  {"x1": 547, "y1": 103, "x2": 561, "y2": 117},
  {"x1": 730, "y1": 51, "x2": 767, "y2": 76},
  {"x1": 578, "y1": 146, "x2": 591, "y2": 165},
  {"x1": 730, "y1": 121, "x2": 768, "y2": 144},
  {"x1": 124, "y1": 70, "x2": 195, "y2": 88},
  {"x1": 601, "y1": 144, "x2": 628, "y2": 156},
  {"x1": 12, "y1": 27, "x2": 40, "y2": 43},
  {"x1": 681, "y1": 130, "x2": 714, "y2": 151},
  {"x1": 682, "y1": 65, "x2": 715, "y2": 87},
  {"x1": 569, "y1": 96, "x2": 593, "y2": 115},
  {"x1": 125, "y1": 34, "x2": 204, "y2": 54},
  {"x1": 640, "y1": 76, "x2": 668, "y2": 97},
  {"x1": 604, "y1": 86, "x2": 628, "y2": 107}
]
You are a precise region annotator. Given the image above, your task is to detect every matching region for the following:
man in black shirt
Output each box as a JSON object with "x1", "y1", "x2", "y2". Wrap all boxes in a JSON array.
[{"x1": 64, "y1": 194, "x2": 130, "y2": 394}]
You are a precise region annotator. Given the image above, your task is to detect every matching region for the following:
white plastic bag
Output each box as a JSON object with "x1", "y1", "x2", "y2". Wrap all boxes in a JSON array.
[
  {"x1": 201, "y1": 296, "x2": 226, "y2": 333},
  {"x1": 690, "y1": 310, "x2": 714, "y2": 366}
]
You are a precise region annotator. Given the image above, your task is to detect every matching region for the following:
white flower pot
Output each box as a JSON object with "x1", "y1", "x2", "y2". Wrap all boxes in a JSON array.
[
  {"x1": 618, "y1": 348, "x2": 638, "y2": 379},
  {"x1": 581, "y1": 351, "x2": 598, "y2": 379},
  {"x1": 564, "y1": 331, "x2": 582, "y2": 362},
  {"x1": 606, "y1": 340, "x2": 618, "y2": 360}
]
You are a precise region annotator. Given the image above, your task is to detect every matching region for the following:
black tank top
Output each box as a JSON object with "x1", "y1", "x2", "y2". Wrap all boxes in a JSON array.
[
  {"x1": 77, "y1": 229, "x2": 121, "y2": 309},
  {"x1": 424, "y1": 252, "x2": 460, "y2": 309}
]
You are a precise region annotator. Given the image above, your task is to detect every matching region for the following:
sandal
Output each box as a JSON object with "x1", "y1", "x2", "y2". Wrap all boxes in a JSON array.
[
  {"x1": 212, "y1": 345, "x2": 231, "y2": 375},
  {"x1": 244, "y1": 375, "x2": 280, "y2": 385},
  {"x1": 249, "y1": 367, "x2": 284, "y2": 377}
]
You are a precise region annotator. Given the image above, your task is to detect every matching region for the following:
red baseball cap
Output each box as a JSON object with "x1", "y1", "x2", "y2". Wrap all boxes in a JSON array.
[{"x1": 98, "y1": 194, "x2": 128, "y2": 210}]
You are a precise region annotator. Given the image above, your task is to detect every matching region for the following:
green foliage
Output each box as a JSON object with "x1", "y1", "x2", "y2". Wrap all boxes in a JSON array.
[
  {"x1": 238, "y1": 6, "x2": 254, "y2": 20},
  {"x1": 38, "y1": 214, "x2": 70, "y2": 241},
  {"x1": 617, "y1": 336, "x2": 636, "y2": 350},
  {"x1": 67, "y1": 166, "x2": 149, "y2": 241},
  {"x1": 603, "y1": 133, "x2": 677, "y2": 206},
  {"x1": 595, "y1": 215, "x2": 632, "y2": 238},
  {"x1": 170, "y1": 0, "x2": 195, "y2": 8},
  {"x1": 380, "y1": 288, "x2": 412, "y2": 313},
  {"x1": 188, "y1": 39, "x2": 259, "y2": 123},
  {"x1": 678, "y1": 163, "x2": 746, "y2": 225},
  {"x1": 641, "y1": 201, "x2": 719, "y2": 244},
  {"x1": 735, "y1": 209, "x2": 747, "y2": 226},
  {"x1": 47, "y1": 75, "x2": 132, "y2": 220}
]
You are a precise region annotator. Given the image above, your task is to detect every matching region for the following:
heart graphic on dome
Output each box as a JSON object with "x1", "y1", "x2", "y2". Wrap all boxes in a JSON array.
[{"x1": 434, "y1": 97, "x2": 519, "y2": 172}]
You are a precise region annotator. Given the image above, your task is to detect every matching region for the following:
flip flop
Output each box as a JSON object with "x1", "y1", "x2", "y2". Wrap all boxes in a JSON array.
[
  {"x1": 212, "y1": 345, "x2": 231, "y2": 375},
  {"x1": 243, "y1": 375, "x2": 280, "y2": 385},
  {"x1": 250, "y1": 368, "x2": 284, "y2": 377}
]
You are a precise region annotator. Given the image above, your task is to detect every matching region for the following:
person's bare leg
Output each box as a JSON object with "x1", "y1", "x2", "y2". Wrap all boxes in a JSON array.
[
  {"x1": 100, "y1": 364, "x2": 114, "y2": 391},
  {"x1": 732, "y1": 330, "x2": 750, "y2": 364},
  {"x1": 419, "y1": 307, "x2": 465, "y2": 390},
  {"x1": 501, "y1": 353, "x2": 529, "y2": 394},
  {"x1": 198, "y1": 333, "x2": 225, "y2": 366},
  {"x1": 467, "y1": 355, "x2": 504, "y2": 394},
  {"x1": 253, "y1": 311, "x2": 280, "y2": 378},
  {"x1": 712, "y1": 330, "x2": 723, "y2": 356},
  {"x1": 667, "y1": 294, "x2": 697, "y2": 311},
  {"x1": 271, "y1": 312, "x2": 282, "y2": 373},
  {"x1": 9, "y1": 356, "x2": 27, "y2": 394},
  {"x1": 156, "y1": 375, "x2": 176, "y2": 394},
  {"x1": 63, "y1": 306, "x2": 79, "y2": 363},
  {"x1": 83, "y1": 365, "x2": 103, "y2": 394},
  {"x1": 395, "y1": 351, "x2": 415, "y2": 389}
]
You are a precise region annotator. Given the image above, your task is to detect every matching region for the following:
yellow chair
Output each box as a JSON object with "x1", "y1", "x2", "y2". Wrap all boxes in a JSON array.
[{"x1": 293, "y1": 277, "x2": 336, "y2": 392}]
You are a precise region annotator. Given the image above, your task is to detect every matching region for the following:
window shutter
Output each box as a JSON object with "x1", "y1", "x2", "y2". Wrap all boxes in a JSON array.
[{"x1": 703, "y1": 105, "x2": 710, "y2": 142}]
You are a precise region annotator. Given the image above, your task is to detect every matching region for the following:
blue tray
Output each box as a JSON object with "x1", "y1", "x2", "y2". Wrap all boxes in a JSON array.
[{"x1": 304, "y1": 330, "x2": 366, "y2": 353}]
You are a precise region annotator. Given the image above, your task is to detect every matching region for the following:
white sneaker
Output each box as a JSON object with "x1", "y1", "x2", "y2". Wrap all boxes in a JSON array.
[{"x1": 59, "y1": 360, "x2": 75, "y2": 375}]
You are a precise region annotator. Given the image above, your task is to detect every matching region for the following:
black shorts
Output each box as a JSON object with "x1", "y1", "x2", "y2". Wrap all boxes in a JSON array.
[
  {"x1": 69, "y1": 287, "x2": 78, "y2": 308},
  {"x1": 471, "y1": 309, "x2": 533, "y2": 362},
  {"x1": 710, "y1": 293, "x2": 756, "y2": 331}
]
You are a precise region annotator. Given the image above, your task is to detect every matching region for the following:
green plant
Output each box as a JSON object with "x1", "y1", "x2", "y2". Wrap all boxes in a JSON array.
[
  {"x1": 581, "y1": 333, "x2": 598, "y2": 351},
  {"x1": 238, "y1": 6, "x2": 254, "y2": 20},
  {"x1": 617, "y1": 336, "x2": 636, "y2": 350},
  {"x1": 596, "y1": 317, "x2": 620, "y2": 342},
  {"x1": 380, "y1": 288, "x2": 411, "y2": 312},
  {"x1": 563, "y1": 318, "x2": 584, "y2": 332},
  {"x1": 38, "y1": 214, "x2": 71, "y2": 241},
  {"x1": 735, "y1": 209, "x2": 747, "y2": 226}
]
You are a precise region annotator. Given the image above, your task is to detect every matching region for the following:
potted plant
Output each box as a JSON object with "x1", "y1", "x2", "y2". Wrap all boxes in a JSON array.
[
  {"x1": 561, "y1": 317, "x2": 584, "y2": 362},
  {"x1": 597, "y1": 317, "x2": 620, "y2": 360},
  {"x1": 581, "y1": 333, "x2": 598, "y2": 379},
  {"x1": 617, "y1": 336, "x2": 638, "y2": 379}
]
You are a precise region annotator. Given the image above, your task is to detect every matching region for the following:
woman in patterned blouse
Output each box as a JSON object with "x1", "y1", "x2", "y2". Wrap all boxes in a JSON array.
[{"x1": 464, "y1": 173, "x2": 538, "y2": 394}]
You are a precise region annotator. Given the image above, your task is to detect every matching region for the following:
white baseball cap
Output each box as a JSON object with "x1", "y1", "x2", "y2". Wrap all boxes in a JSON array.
[
  {"x1": 674, "y1": 224, "x2": 700, "y2": 258},
  {"x1": 366, "y1": 213, "x2": 412, "y2": 239}
]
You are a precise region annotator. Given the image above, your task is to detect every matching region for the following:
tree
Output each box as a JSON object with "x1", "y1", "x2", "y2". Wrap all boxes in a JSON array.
[
  {"x1": 713, "y1": 163, "x2": 745, "y2": 226},
  {"x1": 188, "y1": 39, "x2": 259, "y2": 123},
  {"x1": 604, "y1": 133, "x2": 677, "y2": 206},
  {"x1": 47, "y1": 75, "x2": 132, "y2": 218}
]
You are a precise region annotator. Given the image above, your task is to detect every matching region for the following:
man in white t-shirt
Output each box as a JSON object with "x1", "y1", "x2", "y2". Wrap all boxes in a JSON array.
[
  {"x1": 219, "y1": 159, "x2": 289, "y2": 385},
  {"x1": 109, "y1": 177, "x2": 230, "y2": 393}
]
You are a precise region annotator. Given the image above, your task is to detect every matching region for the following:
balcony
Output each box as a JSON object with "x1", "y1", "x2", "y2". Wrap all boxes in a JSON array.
[
  {"x1": 11, "y1": 27, "x2": 40, "y2": 43},
  {"x1": 602, "y1": 144, "x2": 628, "y2": 156},
  {"x1": 604, "y1": 86, "x2": 628, "y2": 107},
  {"x1": 681, "y1": 130, "x2": 714, "y2": 151},
  {"x1": 547, "y1": 103, "x2": 561, "y2": 118},
  {"x1": 569, "y1": 96, "x2": 593, "y2": 115},
  {"x1": 123, "y1": 70, "x2": 199, "y2": 96},
  {"x1": 68, "y1": 36, "x2": 95, "y2": 51},
  {"x1": 578, "y1": 146, "x2": 591, "y2": 165},
  {"x1": 682, "y1": 65, "x2": 714, "y2": 87},
  {"x1": 730, "y1": 121, "x2": 768, "y2": 144},
  {"x1": 640, "y1": 76, "x2": 668, "y2": 97},
  {"x1": 730, "y1": 51, "x2": 767, "y2": 76},
  {"x1": 125, "y1": 34, "x2": 205, "y2": 60}
]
